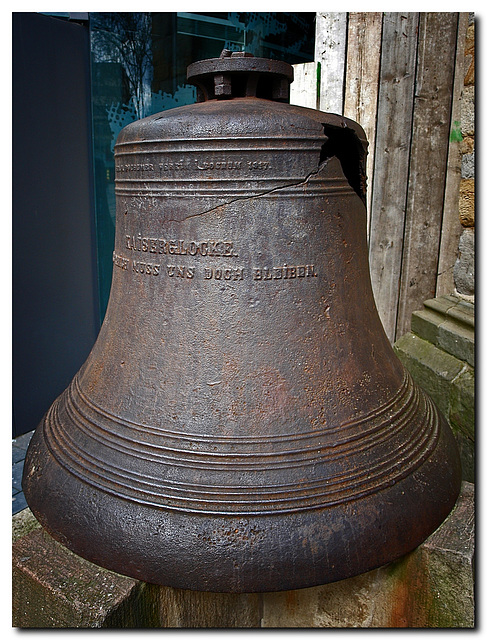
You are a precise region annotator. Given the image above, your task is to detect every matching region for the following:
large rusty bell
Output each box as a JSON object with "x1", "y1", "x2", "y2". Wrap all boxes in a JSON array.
[{"x1": 23, "y1": 52, "x2": 461, "y2": 593}]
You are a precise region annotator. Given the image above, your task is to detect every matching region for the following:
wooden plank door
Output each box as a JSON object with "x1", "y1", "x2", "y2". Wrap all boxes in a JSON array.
[
  {"x1": 343, "y1": 12, "x2": 383, "y2": 229},
  {"x1": 395, "y1": 13, "x2": 459, "y2": 337},
  {"x1": 368, "y1": 13, "x2": 419, "y2": 342}
]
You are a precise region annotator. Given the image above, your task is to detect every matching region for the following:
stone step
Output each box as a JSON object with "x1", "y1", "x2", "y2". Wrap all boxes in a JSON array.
[
  {"x1": 394, "y1": 332, "x2": 474, "y2": 481},
  {"x1": 411, "y1": 295, "x2": 474, "y2": 366}
]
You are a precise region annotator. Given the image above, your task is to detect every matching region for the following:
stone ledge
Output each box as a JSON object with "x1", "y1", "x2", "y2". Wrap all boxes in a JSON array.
[
  {"x1": 12, "y1": 503, "x2": 41, "y2": 543},
  {"x1": 411, "y1": 295, "x2": 474, "y2": 366},
  {"x1": 13, "y1": 483, "x2": 474, "y2": 628},
  {"x1": 394, "y1": 333, "x2": 464, "y2": 418},
  {"x1": 394, "y1": 333, "x2": 474, "y2": 482},
  {"x1": 12, "y1": 521, "x2": 159, "y2": 628}
]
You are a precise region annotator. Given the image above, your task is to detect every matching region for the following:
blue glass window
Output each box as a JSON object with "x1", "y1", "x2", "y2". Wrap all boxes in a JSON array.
[{"x1": 90, "y1": 12, "x2": 315, "y2": 318}]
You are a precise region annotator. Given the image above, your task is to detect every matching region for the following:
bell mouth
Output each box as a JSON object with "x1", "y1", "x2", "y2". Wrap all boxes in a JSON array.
[{"x1": 187, "y1": 50, "x2": 294, "y2": 103}]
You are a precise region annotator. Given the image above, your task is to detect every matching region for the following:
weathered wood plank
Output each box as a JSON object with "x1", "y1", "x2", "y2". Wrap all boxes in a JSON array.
[
  {"x1": 436, "y1": 13, "x2": 469, "y2": 296},
  {"x1": 343, "y1": 12, "x2": 383, "y2": 231},
  {"x1": 368, "y1": 13, "x2": 419, "y2": 343},
  {"x1": 396, "y1": 13, "x2": 459, "y2": 338},
  {"x1": 314, "y1": 12, "x2": 348, "y2": 114},
  {"x1": 290, "y1": 61, "x2": 318, "y2": 109}
]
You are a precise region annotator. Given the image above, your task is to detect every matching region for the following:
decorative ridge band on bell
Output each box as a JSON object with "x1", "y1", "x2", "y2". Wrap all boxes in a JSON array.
[
  {"x1": 23, "y1": 51, "x2": 461, "y2": 593},
  {"x1": 42, "y1": 369, "x2": 439, "y2": 515}
]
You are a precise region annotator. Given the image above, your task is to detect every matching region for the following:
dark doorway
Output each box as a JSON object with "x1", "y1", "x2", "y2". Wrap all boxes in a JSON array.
[{"x1": 12, "y1": 13, "x2": 100, "y2": 437}]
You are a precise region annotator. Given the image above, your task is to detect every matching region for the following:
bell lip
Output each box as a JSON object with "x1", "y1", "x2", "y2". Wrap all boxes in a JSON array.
[{"x1": 22, "y1": 411, "x2": 462, "y2": 594}]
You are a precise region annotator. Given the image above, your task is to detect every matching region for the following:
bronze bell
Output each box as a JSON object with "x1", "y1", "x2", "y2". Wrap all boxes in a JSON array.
[{"x1": 23, "y1": 52, "x2": 461, "y2": 593}]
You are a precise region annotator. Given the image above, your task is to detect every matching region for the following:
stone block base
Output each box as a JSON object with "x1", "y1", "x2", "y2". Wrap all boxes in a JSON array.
[
  {"x1": 394, "y1": 294, "x2": 474, "y2": 481},
  {"x1": 13, "y1": 482, "x2": 474, "y2": 628},
  {"x1": 12, "y1": 519, "x2": 158, "y2": 628}
]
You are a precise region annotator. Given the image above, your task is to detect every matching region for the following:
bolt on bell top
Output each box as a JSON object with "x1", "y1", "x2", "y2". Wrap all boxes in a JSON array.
[{"x1": 22, "y1": 52, "x2": 462, "y2": 593}]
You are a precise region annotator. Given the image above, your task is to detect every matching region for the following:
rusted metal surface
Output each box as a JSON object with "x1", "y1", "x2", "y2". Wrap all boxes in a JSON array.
[{"x1": 23, "y1": 52, "x2": 461, "y2": 593}]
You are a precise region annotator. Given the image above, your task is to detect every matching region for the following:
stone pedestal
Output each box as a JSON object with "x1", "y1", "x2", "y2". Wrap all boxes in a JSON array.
[
  {"x1": 394, "y1": 294, "x2": 474, "y2": 481},
  {"x1": 13, "y1": 482, "x2": 474, "y2": 628}
]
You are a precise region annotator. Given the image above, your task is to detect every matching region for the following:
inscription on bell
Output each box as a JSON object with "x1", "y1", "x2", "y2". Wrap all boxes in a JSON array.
[
  {"x1": 133, "y1": 260, "x2": 160, "y2": 276},
  {"x1": 125, "y1": 235, "x2": 238, "y2": 258},
  {"x1": 113, "y1": 251, "x2": 318, "y2": 283},
  {"x1": 204, "y1": 267, "x2": 244, "y2": 281},
  {"x1": 113, "y1": 252, "x2": 129, "y2": 270},
  {"x1": 115, "y1": 157, "x2": 271, "y2": 174},
  {"x1": 167, "y1": 265, "x2": 195, "y2": 278},
  {"x1": 253, "y1": 265, "x2": 318, "y2": 280}
]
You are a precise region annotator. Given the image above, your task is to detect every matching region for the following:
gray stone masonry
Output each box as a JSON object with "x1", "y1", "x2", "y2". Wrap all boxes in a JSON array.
[{"x1": 454, "y1": 229, "x2": 475, "y2": 297}]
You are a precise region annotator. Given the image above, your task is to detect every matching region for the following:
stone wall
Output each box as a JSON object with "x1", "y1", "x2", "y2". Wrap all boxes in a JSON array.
[{"x1": 454, "y1": 14, "x2": 475, "y2": 299}]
